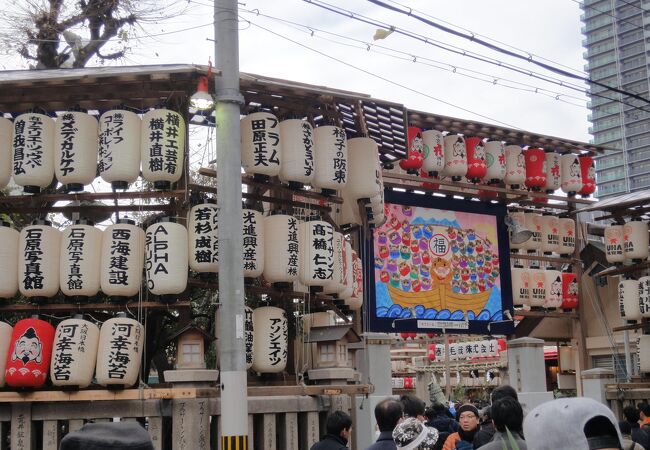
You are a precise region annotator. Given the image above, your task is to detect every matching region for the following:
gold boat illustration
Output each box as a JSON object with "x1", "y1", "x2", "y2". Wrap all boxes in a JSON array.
[{"x1": 387, "y1": 284, "x2": 491, "y2": 314}]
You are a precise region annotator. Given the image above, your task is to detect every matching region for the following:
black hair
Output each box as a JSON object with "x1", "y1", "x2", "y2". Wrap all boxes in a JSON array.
[
  {"x1": 432, "y1": 402, "x2": 447, "y2": 414},
  {"x1": 375, "y1": 399, "x2": 403, "y2": 432},
  {"x1": 490, "y1": 385, "x2": 519, "y2": 404},
  {"x1": 623, "y1": 406, "x2": 640, "y2": 424},
  {"x1": 325, "y1": 410, "x2": 352, "y2": 436},
  {"x1": 491, "y1": 397, "x2": 523, "y2": 433},
  {"x1": 638, "y1": 402, "x2": 650, "y2": 417},
  {"x1": 400, "y1": 394, "x2": 425, "y2": 418},
  {"x1": 619, "y1": 420, "x2": 632, "y2": 435}
]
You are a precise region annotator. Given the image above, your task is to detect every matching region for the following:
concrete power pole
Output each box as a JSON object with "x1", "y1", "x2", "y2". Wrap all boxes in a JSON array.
[{"x1": 214, "y1": 0, "x2": 248, "y2": 448}]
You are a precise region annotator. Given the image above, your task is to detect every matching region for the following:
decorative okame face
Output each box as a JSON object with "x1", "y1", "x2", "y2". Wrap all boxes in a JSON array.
[{"x1": 12, "y1": 327, "x2": 42, "y2": 365}]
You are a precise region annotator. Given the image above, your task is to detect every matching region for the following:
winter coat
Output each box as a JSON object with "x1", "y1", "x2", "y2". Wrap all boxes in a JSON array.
[
  {"x1": 427, "y1": 415, "x2": 460, "y2": 434},
  {"x1": 364, "y1": 431, "x2": 397, "y2": 450},
  {"x1": 310, "y1": 434, "x2": 349, "y2": 450},
  {"x1": 479, "y1": 431, "x2": 527, "y2": 450}
]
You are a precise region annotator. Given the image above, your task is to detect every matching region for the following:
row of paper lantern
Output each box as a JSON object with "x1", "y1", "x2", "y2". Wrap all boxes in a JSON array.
[
  {"x1": 617, "y1": 276, "x2": 650, "y2": 321},
  {"x1": 0, "y1": 211, "x2": 364, "y2": 309},
  {"x1": 426, "y1": 339, "x2": 504, "y2": 361},
  {"x1": 604, "y1": 220, "x2": 649, "y2": 263},
  {"x1": 0, "y1": 109, "x2": 186, "y2": 193},
  {"x1": 391, "y1": 377, "x2": 416, "y2": 389},
  {"x1": 509, "y1": 212, "x2": 576, "y2": 255},
  {"x1": 234, "y1": 306, "x2": 289, "y2": 374},
  {"x1": 399, "y1": 127, "x2": 596, "y2": 197},
  {"x1": 511, "y1": 265, "x2": 579, "y2": 310}
]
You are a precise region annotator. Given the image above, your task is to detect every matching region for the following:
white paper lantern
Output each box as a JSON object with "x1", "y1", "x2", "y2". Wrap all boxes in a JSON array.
[
  {"x1": 559, "y1": 346, "x2": 575, "y2": 372},
  {"x1": 347, "y1": 137, "x2": 381, "y2": 201},
  {"x1": 422, "y1": 129, "x2": 445, "y2": 176},
  {"x1": 263, "y1": 213, "x2": 300, "y2": 285},
  {"x1": 558, "y1": 218, "x2": 576, "y2": 256},
  {"x1": 638, "y1": 276, "x2": 650, "y2": 318},
  {"x1": 638, "y1": 335, "x2": 650, "y2": 373},
  {"x1": 242, "y1": 209, "x2": 264, "y2": 278},
  {"x1": 100, "y1": 219, "x2": 145, "y2": 300},
  {"x1": 279, "y1": 118, "x2": 314, "y2": 187},
  {"x1": 54, "y1": 111, "x2": 98, "y2": 191},
  {"x1": 346, "y1": 250, "x2": 364, "y2": 310},
  {"x1": 484, "y1": 140, "x2": 506, "y2": 183},
  {"x1": 188, "y1": 201, "x2": 219, "y2": 275},
  {"x1": 145, "y1": 219, "x2": 188, "y2": 299},
  {"x1": 618, "y1": 278, "x2": 641, "y2": 321},
  {"x1": 0, "y1": 222, "x2": 19, "y2": 299},
  {"x1": 244, "y1": 306, "x2": 254, "y2": 370},
  {"x1": 13, "y1": 112, "x2": 55, "y2": 194},
  {"x1": 541, "y1": 215, "x2": 560, "y2": 254},
  {"x1": 141, "y1": 109, "x2": 186, "y2": 190},
  {"x1": 524, "y1": 213, "x2": 542, "y2": 252},
  {"x1": 241, "y1": 111, "x2": 281, "y2": 178},
  {"x1": 98, "y1": 109, "x2": 141, "y2": 190},
  {"x1": 251, "y1": 306, "x2": 288, "y2": 373},
  {"x1": 18, "y1": 221, "x2": 61, "y2": 301},
  {"x1": 298, "y1": 219, "x2": 334, "y2": 288},
  {"x1": 604, "y1": 225, "x2": 625, "y2": 264},
  {"x1": 442, "y1": 134, "x2": 467, "y2": 181},
  {"x1": 511, "y1": 266, "x2": 530, "y2": 307},
  {"x1": 392, "y1": 377, "x2": 405, "y2": 389},
  {"x1": 50, "y1": 316, "x2": 100, "y2": 388},
  {"x1": 340, "y1": 240, "x2": 355, "y2": 300},
  {"x1": 544, "y1": 151, "x2": 561, "y2": 193},
  {"x1": 508, "y1": 211, "x2": 527, "y2": 250},
  {"x1": 95, "y1": 315, "x2": 144, "y2": 387},
  {"x1": 504, "y1": 144, "x2": 526, "y2": 189},
  {"x1": 623, "y1": 220, "x2": 649, "y2": 261},
  {"x1": 0, "y1": 117, "x2": 13, "y2": 189},
  {"x1": 529, "y1": 269, "x2": 546, "y2": 307},
  {"x1": 560, "y1": 153, "x2": 583, "y2": 195},
  {"x1": 313, "y1": 125, "x2": 348, "y2": 193},
  {"x1": 0, "y1": 322, "x2": 12, "y2": 387},
  {"x1": 60, "y1": 221, "x2": 102, "y2": 300},
  {"x1": 323, "y1": 231, "x2": 346, "y2": 296},
  {"x1": 334, "y1": 186, "x2": 362, "y2": 229},
  {"x1": 544, "y1": 268, "x2": 563, "y2": 309}
]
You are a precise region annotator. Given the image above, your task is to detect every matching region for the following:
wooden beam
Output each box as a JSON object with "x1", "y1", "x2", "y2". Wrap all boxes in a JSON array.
[
  {"x1": 0, "y1": 387, "x2": 213, "y2": 403},
  {"x1": 0, "y1": 301, "x2": 191, "y2": 313},
  {"x1": 0, "y1": 190, "x2": 185, "y2": 205},
  {"x1": 596, "y1": 261, "x2": 650, "y2": 278},
  {"x1": 515, "y1": 310, "x2": 578, "y2": 319},
  {"x1": 0, "y1": 204, "x2": 177, "y2": 215}
]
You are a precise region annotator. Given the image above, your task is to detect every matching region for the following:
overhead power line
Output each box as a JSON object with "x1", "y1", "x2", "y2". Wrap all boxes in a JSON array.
[{"x1": 570, "y1": 0, "x2": 646, "y2": 35}]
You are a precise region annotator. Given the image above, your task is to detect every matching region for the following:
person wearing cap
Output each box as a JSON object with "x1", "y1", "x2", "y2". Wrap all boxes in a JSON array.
[
  {"x1": 310, "y1": 410, "x2": 353, "y2": 450},
  {"x1": 366, "y1": 398, "x2": 404, "y2": 450},
  {"x1": 441, "y1": 404, "x2": 480, "y2": 450},
  {"x1": 59, "y1": 422, "x2": 154, "y2": 450},
  {"x1": 523, "y1": 397, "x2": 623, "y2": 450},
  {"x1": 393, "y1": 417, "x2": 440, "y2": 450},
  {"x1": 479, "y1": 397, "x2": 527, "y2": 450},
  {"x1": 622, "y1": 406, "x2": 649, "y2": 450}
]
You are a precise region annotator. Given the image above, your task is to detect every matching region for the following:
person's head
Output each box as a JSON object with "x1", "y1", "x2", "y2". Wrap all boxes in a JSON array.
[
  {"x1": 431, "y1": 402, "x2": 447, "y2": 415},
  {"x1": 59, "y1": 422, "x2": 154, "y2": 450},
  {"x1": 623, "y1": 406, "x2": 640, "y2": 424},
  {"x1": 392, "y1": 417, "x2": 439, "y2": 450},
  {"x1": 375, "y1": 398, "x2": 403, "y2": 433},
  {"x1": 523, "y1": 397, "x2": 623, "y2": 450},
  {"x1": 490, "y1": 385, "x2": 519, "y2": 405},
  {"x1": 400, "y1": 394, "x2": 426, "y2": 422},
  {"x1": 638, "y1": 402, "x2": 650, "y2": 420},
  {"x1": 491, "y1": 397, "x2": 523, "y2": 433},
  {"x1": 618, "y1": 420, "x2": 632, "y2": 437},
  {"x1": 480, "y1": 406, "x2": 491, "y2": 425},
  {"x1": 325, "y1": 410, "x2": 352, "y2": 442},
  {"x1": 456, "y1": 404, "x2": 480, "y2": 432}
]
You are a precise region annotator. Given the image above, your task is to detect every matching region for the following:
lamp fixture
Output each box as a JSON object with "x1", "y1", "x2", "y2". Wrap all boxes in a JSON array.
[
  {"x1": 190, "y1": 61, "x2": 215, "y2": 110},
  {"x1": 504, "y1": 214, "x2": 533, "y2": 245}
]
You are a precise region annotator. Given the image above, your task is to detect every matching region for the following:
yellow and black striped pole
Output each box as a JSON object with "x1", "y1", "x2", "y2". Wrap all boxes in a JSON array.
[{"x1": 221, "y1": 435, "x2": 248, "y2": 450}]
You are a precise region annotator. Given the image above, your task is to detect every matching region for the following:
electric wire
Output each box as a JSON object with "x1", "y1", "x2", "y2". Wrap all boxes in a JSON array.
[{"x1": 572, "y1": 0, "x2": 646, "y2": 35}]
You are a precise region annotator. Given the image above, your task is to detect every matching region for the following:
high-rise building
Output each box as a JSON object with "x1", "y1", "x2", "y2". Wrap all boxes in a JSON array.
[{"x1": 580, "y1": 0, "x2": 650, "y2": 198}]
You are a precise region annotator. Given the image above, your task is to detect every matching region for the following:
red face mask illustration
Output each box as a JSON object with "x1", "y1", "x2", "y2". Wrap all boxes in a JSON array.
[{"x1": 12, "y1": 327, "x2": 42, "y2": 365}]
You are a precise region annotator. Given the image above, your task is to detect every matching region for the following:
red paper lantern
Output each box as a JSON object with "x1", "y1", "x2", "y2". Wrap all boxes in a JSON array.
[
  {"x1": 427, "y1": 343, "x2": 436, "y2": 361},
  {"x1": 400, "y1": 127, "x2": 424, "y2": 174},
  {"x1": 497, "y1": 339, "x2": 507, "y2": 353},
  {"x1": 579, "y1": 154, "x2": 596, "y2": 198},
  {"x1": 400, "y1": 332, "x2": 410, "y2": 340},
  {"x1": 465, "y1": 136, "x2": 487, "y2": 183},
  {"x1": 561, "y1": 271, "x2": 579, "y2": 309},
  {"x1": 4, "y1": 317, "x2": 55, "y2": 388},
  {"x1": 524, "y1": 147, "x2": 547, "y2": 191},
  {"x1": 404, "y1": 377, "x2": 414, "y2": 389},
  {"x1": 420, "y1": 169, "x2": 440, "y2": 190}
]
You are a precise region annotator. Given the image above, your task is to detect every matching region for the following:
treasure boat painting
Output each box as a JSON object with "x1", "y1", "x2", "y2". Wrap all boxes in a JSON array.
[{"x1": 368, "y1": 190, "x2": 513, "y2": 334}]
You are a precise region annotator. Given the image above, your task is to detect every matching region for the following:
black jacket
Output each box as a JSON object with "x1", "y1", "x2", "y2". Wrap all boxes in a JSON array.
[
  {"x1": 473, "y1": 422, "x2": 496, "y2": 449},
  {"x1": 364, "y1": 431, "x2": 397, "y2": 450},
  {"x1": 427, "y1": 414, "x2": 460, "y2": 434},
  {"x1": 310, "y1": 434, "x2": 349, "y2": 450},
  {"x1": 631, "y1": 424, "x2": 650, "y2": 450}
]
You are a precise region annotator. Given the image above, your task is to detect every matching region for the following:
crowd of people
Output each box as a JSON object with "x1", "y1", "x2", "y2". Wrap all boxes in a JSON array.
[{"x1": 310, "y1": 388, "x2": 650, "y2": 450}]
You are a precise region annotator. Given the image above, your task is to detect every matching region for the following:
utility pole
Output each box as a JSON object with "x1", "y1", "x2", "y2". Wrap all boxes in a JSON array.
[{"x1": 214, "y1": 0, "x2": 248, "y2": 448}]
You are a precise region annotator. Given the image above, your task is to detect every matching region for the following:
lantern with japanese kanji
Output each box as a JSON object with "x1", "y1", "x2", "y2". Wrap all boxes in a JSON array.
[
  {"x1": 95, "y1": 314, "x2": 144, "y2": 388},
  {"x1": 0, "y1": 322, "x2": 12, "y2": 387},
  {"x1": 561, "y1": 270, "x2": 579, "y2": 309},
  {"x1": 299, "y1": 218, "x2": 334, "y2": 289},
  {"x1": 558, "y1": 218, "x2": 576, "y2": 256},
  {"x1": 604, "y1": 225, "x2": 624, "y2": 264},
  {"x1": 619, "y1": 278, "x2": 641, "y2": 321},
  {"x1": 50, "y1": 315, "x2": 100, "y2": 388},
  {"x1": 145, "y1": 218, "x2": 188, "y2": 301},
  {"x1": 100, "y1": 219, "x2": 145, "y2": 302},
  {"x1": 346, "y1": 250, "x2": 363, "y2": 311},
  {"x1": 339, "y1": 240, "x2": 355, "y2": 301},
  {"x1": 544, "y1": 267, "x2": 563, "y2": 309},
  {"x1": 188, "y1": 200, "x2": 219, "y2": 276},
  {"x1": 251, "y1": 306, "x2": 288, "y2": 373},
  {"x1": 638, "y1": 276, "x2": 650, "y2": 318},
  {"x1": 442, "y1": 134, "x2": 467, "y2": 181},
  {"x1": 484, "y1": 140, "x2": 506, "y2": 183},
  {"x1": 639, "y1": 336, "x2": 650, "y2": 373},
  {"x1": 541, "y1": 215, "x2": 560, "y2": 255},
  {"x1": 60, "y1": 220, "x2": 102, "y2": 301},
  {"x1": 422, "y1": 129, "x2": 444, "y2": 176},
  {"x1": 524, "y1": 147, "x2": 547, "y2": 191},
  {"x1": 511, "y1": 264, "x2": 530, "y2": 307},
  {"x1": 323, "y1": 231, "x2": 346, "y2": 297},
  {"x1": 241, "y1": 208, "x2": 265, "y2": 278},
  {"x1": 559, "y1": 346, "x2": 575, "y2": 372},
  {"x1": 465, "y1": 136, "x2": 487, "y2": 183},
  {"x1": 19, "y1": 220, "x2": 61, "y2": 303},
  {"x1": 623, "y1": 219, "x2": 649, "y2": 261},
  {"x1": 347, "y1": 137, "x2": 381, "y2": 201},
  {"x1": 0, "y1": 117, "x2": 11, "y2": 189},
  {"x1": 4, "y1": 317, "x2": 55, "y2": 389},
  {"x1": 279, "y1": 117, "x2": 314, "y2": 188},
  {"x1": 400, "y1": 127, "x2": 424, "y2": 174},
  {"x1": 13, "y1": 112, "x2": 55, "y2": 194},
  {"x1": 504, "y1": 144, "x2": 525, "y2": 189},
  {"x1": 313, "y1": 124, "x2": 348, "y2": 194},
  {"x1": 524, "y1": 212, "x2": 543, "y2": 253},
  {"x1": 54, "y1": 111, "x2": 98, "y2": 192},
  {"x1": 241, "y1": 111, "x2": 281, "y2": 179},
  {"x1": 544, "y1": 150, "x2": 561, "y2": 194},
  {"x1": 529, "y1": 267, "x2": 546, "y2": 307},
  {"x1": 0, "y1": 221, "x2": 19, "y2": 299},
  {"x1": 141, "y1": 108, "x2": 186, "y2": 190},
  {"x1": 578, "y1": 154, "x2": 596, "y2": 198},
  {"x1": 560, "y1": 153, "x2": 582, "y2": 196},
  {"x1": 98, "y1": 109, "x2": 141, "y2": 190},
  {"x1": 263, "y1": 212, "x2": 300, "y2": 286}
]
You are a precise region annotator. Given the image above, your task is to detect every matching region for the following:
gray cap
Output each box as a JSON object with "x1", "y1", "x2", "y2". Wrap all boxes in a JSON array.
[
  {"x1": 523, "y1": 397, "x2": 623, "y2": 450},
  {"x1": 59, "y1": 422, "x2": 154, "y2": 450}
]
